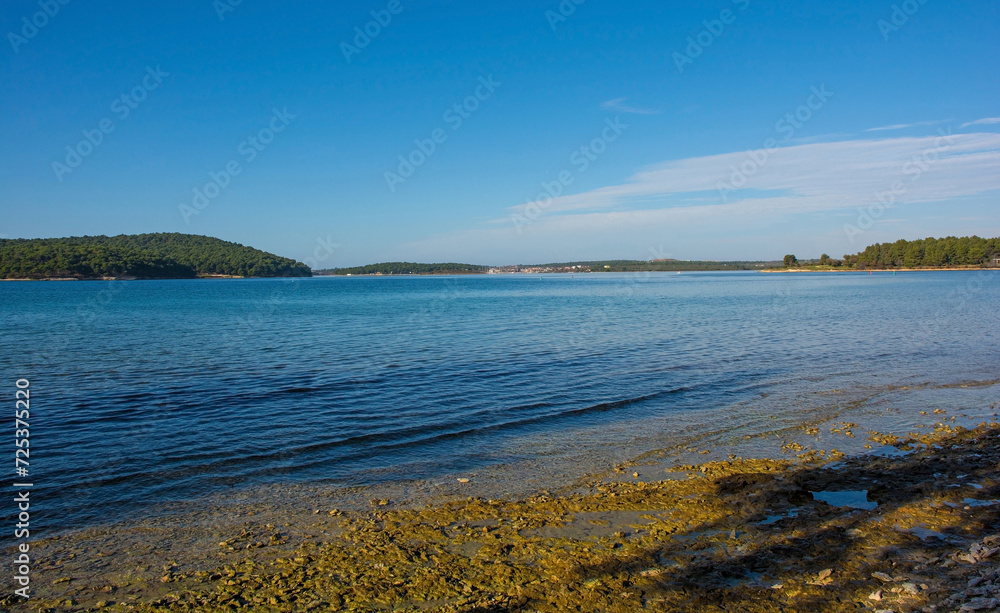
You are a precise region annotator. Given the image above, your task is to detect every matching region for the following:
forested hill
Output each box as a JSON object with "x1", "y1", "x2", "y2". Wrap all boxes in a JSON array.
[
  {"x1": 845, "y1": 236, "x2": 1000, "y2": 269},
  {"x1": 0, "y1": 234, "x2": 311, "y2": 279}
]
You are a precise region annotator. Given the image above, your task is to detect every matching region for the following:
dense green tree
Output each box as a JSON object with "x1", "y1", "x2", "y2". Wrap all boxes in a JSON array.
[
  {"x1": 847, "y1": 236, "x2": 999, "y2": 269},
  {"x1": 783, "y1": 254, "x2": 798, "y2": 267},
  {"x1": 0, "y1": 234, "x2": 311, "y2": 279}
]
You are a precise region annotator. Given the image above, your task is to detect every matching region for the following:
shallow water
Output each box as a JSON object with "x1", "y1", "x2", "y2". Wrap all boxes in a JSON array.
[
  {"x1": 811, "y1": 490, "x2": 877, "y2": 510},
  {"x1": 1, "y1": 270, "x2": 998, "y2": 537}
]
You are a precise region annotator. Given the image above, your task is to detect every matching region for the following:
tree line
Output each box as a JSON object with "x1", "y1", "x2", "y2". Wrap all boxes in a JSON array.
[
  {"x1": 0, "y1": 234, "x2": 312, "y2": 279},
  {"x1": 315, "y1": 260, "x2": 779, "y2": 275},
  {"x1": 783, "y1": 236, "x2": 1000, "y2": 270}
]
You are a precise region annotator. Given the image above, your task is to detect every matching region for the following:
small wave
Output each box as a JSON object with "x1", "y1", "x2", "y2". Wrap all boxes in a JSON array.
[
  {"x1": 281, "y1": 386, "x2": 323, "y2": 394},
  {"x1": 48, "y1": 386, "x2": 695, "y2": 497}
]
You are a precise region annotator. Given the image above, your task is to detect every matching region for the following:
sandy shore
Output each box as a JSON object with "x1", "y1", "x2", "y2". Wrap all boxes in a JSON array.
[{"x1": 5, "y1": 405, "x2": 999, "y2": 613}]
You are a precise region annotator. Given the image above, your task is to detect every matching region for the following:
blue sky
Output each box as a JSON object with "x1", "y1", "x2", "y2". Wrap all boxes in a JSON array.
[{"x1": 1, "y1": 0, "x2": 998, "y2": 267}]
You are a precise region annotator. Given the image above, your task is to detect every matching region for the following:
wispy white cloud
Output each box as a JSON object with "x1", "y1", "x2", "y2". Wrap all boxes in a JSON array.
[
  {"x1": 866, "y1": 123, "x2": 914, "y2": 132},
  {"x1": 960, "y1": 117, "x2": 1000, "y2": 128},
  {"x1": 505, "y1": 131, "x2": 1000, "y2": 217},
  {"x1": 600, "y1": 98, "x2": 660, "y2": 115},
  {"x1": 399, "y1": 131, "x2": 1000, "y2": 263},
  {"x1": 865, "y1": 120, "x2": 947, "y2": 132}
]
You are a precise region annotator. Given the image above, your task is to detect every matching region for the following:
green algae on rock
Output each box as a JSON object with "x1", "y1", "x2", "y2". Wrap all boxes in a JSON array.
[{"x1": 7, "y1": 420, "x2": 999, "y2": 613}]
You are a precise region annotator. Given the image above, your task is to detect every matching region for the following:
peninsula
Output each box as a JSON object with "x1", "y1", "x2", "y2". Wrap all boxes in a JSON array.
[
  {"x1": 766, "y1": 236, "x2": 1000, "y2": 272},
  {"x1": 315, "y1": 236, "x2": 1000, "y2": 276},
  {"x1": 0, "y1": 233, "x2": 311, "y2": 280}
]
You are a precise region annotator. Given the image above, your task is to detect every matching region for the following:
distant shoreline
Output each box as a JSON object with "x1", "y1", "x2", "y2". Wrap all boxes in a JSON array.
[
  {"x1": 5, "y1": 268, "x2": 997, "y2": 280},
  {"x1": 316, "y1": 271, "x2": 487, "y2": 277}
]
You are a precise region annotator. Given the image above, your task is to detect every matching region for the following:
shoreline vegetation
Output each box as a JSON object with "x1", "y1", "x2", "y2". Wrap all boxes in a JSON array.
[
  {"x1": 2, "y1": 235, "x2": 996, "y2": 280},
  {"x1": 317, "y1": 236, "x2": 999, "y2": 277},
  {"x1": 313, "y1": 260, "x2": 778, "y2": 276},
  {"x1": 766, "y1": 236, "x2": 1000, "y2": 273},
  {"x1": 0, "y1": 274, "x2": 252, "y2": 281},
  {"x1": 8, "y1": 412, "x2": 999, "y2": 612},
  {"x1": 0, "y1": 234, "x2": 311, "y2": 280},
  {"x1": 763, "y1": 266, "x2": 1000, "y2": 274}
]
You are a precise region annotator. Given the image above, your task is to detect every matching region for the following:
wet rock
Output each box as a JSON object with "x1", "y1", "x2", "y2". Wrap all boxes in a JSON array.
[
  {"x1": 17, "y1": 422, "x2": 1000, "y2": 613},
  {"x1": 959, "y1": 598, "x2": 999, "y2": 612}
]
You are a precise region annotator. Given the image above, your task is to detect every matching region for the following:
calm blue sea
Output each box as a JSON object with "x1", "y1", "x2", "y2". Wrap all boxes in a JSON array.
[{"x1": 1, "y1": 271, "x2": 998, "y2": 534}]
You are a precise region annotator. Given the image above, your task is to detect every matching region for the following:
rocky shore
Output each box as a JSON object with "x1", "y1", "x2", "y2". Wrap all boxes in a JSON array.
[{"x1": 5, "y1": 415, "x2": 999, "y2": 613}]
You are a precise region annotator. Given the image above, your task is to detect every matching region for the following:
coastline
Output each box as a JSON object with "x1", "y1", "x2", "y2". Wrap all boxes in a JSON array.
[
  {"x1": 762, "y1": 267, "x2": 999, "y2": 273},
  {"x1": 6, "y1": 396, "x2": 999, "y2": 612},
  {"x1": 6, "y1": 268, "x2": 994, "y2": 280},
  {"x1": 0, "y1": 275, "x2": 293, "y2": 281}
]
